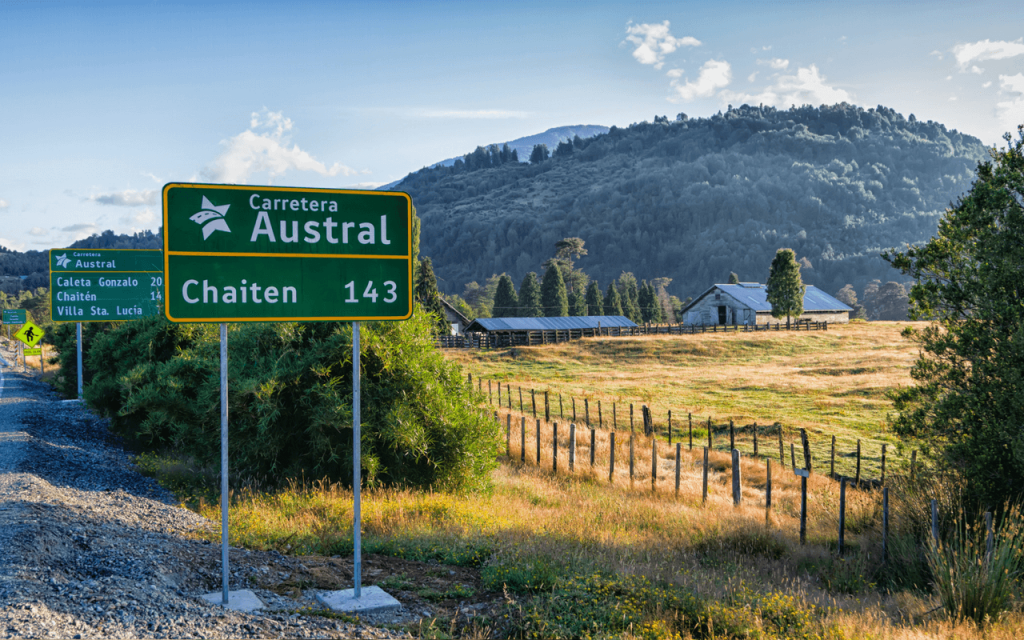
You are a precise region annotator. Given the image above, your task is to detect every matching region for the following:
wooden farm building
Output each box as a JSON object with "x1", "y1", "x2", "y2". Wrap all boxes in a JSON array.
[
  {"x1": 440, "y1": 298, "x2": 471, "y2": 335},
  {"x1": 679, "y1": 283, "x2": 852, "y2": 325}
]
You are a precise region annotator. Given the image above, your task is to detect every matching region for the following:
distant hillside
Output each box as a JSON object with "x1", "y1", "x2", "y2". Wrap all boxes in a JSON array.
[
  {"x1": 397, "y1": 104, "x2": 989, "y2": 299},
  {"x1": 0, "y1": 230, "x2": 160, "y2": 292}
]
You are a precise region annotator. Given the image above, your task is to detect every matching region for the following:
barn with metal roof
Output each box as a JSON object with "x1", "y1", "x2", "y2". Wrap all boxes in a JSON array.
[
  {"x1": 679, "y1": 283, "x2": 852, "y2": 325},
  {"x1": 464, "y1": 315, "x2": 637, "y2": 333}
]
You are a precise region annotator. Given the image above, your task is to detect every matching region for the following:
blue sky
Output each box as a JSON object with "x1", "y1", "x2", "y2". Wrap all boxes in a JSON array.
[{"x1": 1, "y1": 0, "x2": 1022, "y2": 251}]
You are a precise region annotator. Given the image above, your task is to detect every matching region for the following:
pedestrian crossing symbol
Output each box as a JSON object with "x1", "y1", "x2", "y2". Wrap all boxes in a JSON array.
[{"x1": 14, "y1": 321, "x2": 44, "y2": 347}]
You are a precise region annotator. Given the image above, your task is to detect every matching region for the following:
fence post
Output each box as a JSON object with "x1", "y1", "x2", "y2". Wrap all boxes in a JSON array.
[
  {"x1": 707, "y1": 417, "x2": 713, "y2": 451},
  {"x1": 688, "y1": 413, "x2": 693, "y2": 450},
  {"x1": 630, "y1": 404, "x2": 634, "y2": 433},
  {"x1": 536, "y1": 420, "x2": 541, "y2": 465},
  {"x1": 553, "y1": 423, "x2": 558, "y2": 473},
  {"x1": 753, "y1": 422, "x2": 758, "y2": 457},
  {"x1": 882, "y1": 487, "x2": 889, "y2": 563},
  {"x1": 839, "y1": 479, "x2": 847, "y2": 555},
  {"x1": 585, "y1": 398, "x2": 590, "y2": 426},
  {"x1": 609, "y1": 432, "x2": 616, "y2": 483},
  {"x1": 855, "y1": 439, "x2": 861, "y2": 486},
  {"x1": 519, "y1": 387, "x2": 524, "y2": 413},
  {"x1": 881, "y1": 444, "x2": 887, "y2": 486},
  {"x1": 830, "y1": 436, "x2": 836, "y2": 479},
  {"x1": 801, "y1": 428, "x2": 811, "y2": 472},
  {"x1": 545, "y1": 391, "x2": 550, "y2": 422},
  {"x1": 911, "y1": 450, "x2": 917, "y2": 481},
  {"x1": 520, "y1": 418, "x2": 526, "y2": 463},
  {"x1": 629, "y1": 432, "x2": 635, "y2": 483},
  {"x1": 729, "y1": 420, "x2": 735, "y2": 452},
  {"x1": 508, "y1": 385, "x2": 512, "y2": 410},
  {"x1": 931, "y1": 499, "x2": 939, "y2": 542},
  {"x1": 800, "y1": 473, "x2": 807, "y2": 545},
  {"x1": 674, "y1": 443, "x2": 681, "y2": 497},
  {"x1": 790, "y1": 443, "x2": 796, "y2": 470},
  {"x1": 559, "y1": 394, "x2": 564, "y2": 419},
  {"x1": 765, "y1": 459, "x2": 772, "y2": 525},
  {"x1": 572, "y1": 397, "x2": 577, "y2": 422},
  {"x1": 569, "y1": 424, "x2": 576, "y2": 473},
  {"x1": 598, "y1": 400, "x2": 603, "y2": 429},
  {"x1": 732, "y1": 449, "x2": 741, "y2": 506},
  {"x1": 668, "y1": 410, "x2": 672, "y2": 445},
  {"x1": 478, "y1": 378, "x2": 482, "y2": 394},
  {"x1": 590, "y1": 428, "x2": 596, "y2": 466},
  {"x1": 532, "y1": 389, "x2": 537, "y2": 419},
  {"x1": 702, "y1": 447, "x2": 709, "y2": 504},
  {"x1": 778, "y1": 426, "x2": 784, "y2": 465},
  {"x1": 506, "y1": 414, "x2": 511, "y2": 456},
  {"x1": 651, "y1": 439, "x2": 658, "y2": 493},
  {"x1": 613, "y1": 402, "x2": 617, "y2": 429},
  {"x1": 497, "y1": 382, "x2": 502, "y2": 407}
]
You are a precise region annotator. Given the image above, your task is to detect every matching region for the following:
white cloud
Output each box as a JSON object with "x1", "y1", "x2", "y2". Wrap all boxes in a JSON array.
[
  {"x1": 27, "y1": 227, "x2": 48, "y2": 237},
  {"x1": 970, "y1": 65, "x2": 985, "y2": 75},
  {"x1": 748, "y1": 72, "x2": 758, "y2": 83},
  {"x1": 669, "y1": 59, "x2": 732, "y2": 102},
  {"x1": 953, "y1": 39, "x2": 1024, "y2": 70},
  {"x1": 949, "y1": 95, "x2": 958, "y2": 101},
  {"x1": 87, "y1": 189, "x2": 157, "y2": 206},
  {"x1": 345, "y1": 181, "x2": 388, "y2": 190},
  {"x1": 719, "y1": 64, "x2": 852, "y2": 108},
  {"x1": 119, "y1": 208, "x2": 157, "y2": 229},
  {"x1": 983, "y1": 81, "x2": 993, "y2": 88},
  {"x1": 417, "y1": 109, "x2": 529, "y2": 119},
  {"x1": 757, "y1": 58, "x2": 789, "y2": 70},
  {"x1": 202, "y1": 109, "x2": 359, "y2": 184},
  {"x1": 996, "y1": 73, "x2": 1024, "y2": 136},
  {"x1": 624, "y1": 20, "x2": 700, "y2": 69},
  {"x1": 930, "y1": 50, "x2": 944, "y2": 60},
  {"x1": 0, "y1": 199, "x2": 8, "y2": 209},
  {"x1": 0, "y1": 237, "x2": 24, "y2": 251}
]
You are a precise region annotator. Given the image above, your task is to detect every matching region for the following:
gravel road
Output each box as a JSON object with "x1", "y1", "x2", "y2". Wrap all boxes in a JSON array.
[{"x1": 0, "y1": 339, "x2": 413, "y2": 639}]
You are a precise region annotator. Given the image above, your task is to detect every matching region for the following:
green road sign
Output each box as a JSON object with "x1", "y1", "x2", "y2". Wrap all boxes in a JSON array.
[
  {"x1": 2, "y1": 309, "x2": 26, "y2": 324},
  {"x1": 162, "y1": 183, "x2": 413, "y2": 322},
  {"x1": 49, "y1": 249, "x2": 163, "y2": 322}
]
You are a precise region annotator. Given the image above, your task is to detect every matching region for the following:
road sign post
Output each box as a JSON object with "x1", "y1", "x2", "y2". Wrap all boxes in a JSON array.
[{"x1": 163, "y1": 183, "x2": 412, "y2": 605}]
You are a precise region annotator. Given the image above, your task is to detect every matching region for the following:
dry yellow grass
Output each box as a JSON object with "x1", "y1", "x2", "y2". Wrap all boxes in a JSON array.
[{"x1": 449, "y1": 321, "x2": 923, "y2": 481}]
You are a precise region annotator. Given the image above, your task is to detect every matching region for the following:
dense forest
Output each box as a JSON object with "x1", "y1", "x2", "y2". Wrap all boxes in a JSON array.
[{"x1": 396, "y1": 103, "x2": 990, "y2": 300}]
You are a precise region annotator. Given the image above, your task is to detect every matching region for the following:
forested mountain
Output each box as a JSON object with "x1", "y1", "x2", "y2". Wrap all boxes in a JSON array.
[
  {"x1": 0, "y1": 230, "x2": 160, "y2": 292},
  {"x1": 397, "y1": 104, "x2": 990, "y2": 299}
]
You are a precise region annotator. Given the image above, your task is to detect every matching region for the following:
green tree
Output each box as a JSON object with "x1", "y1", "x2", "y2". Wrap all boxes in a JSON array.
[
  {"x1": 541, "y1": 264, "x2": 569, "y2": 317},
  {"x1": 585, "y1": 281, "x2": 604, "y2": 316},
  {"x1": 444, "y1": 294, "x2": 474, "y2": 321},
  {"x1": 728, "y1": 271, "x2": 740, "y2": 284},
  {"x1": 765, "y1": 248, "x2": 805, "y2": 328},
  {"x1": 618, "y1": 272, "x2": 642, "y2": 324},
  {"x1": 604, "y1": 282, "x2": 623, "y2": 316},
  {"x1": 492, "y1": 274, "x2": 518, "y2": 318},
  {"x1": 415, "y1": 256, "x2": 449, "y2": 334},
  {"x1": 835, "y1": 284, "x2": 865, "y2": 319},
  {"x1": 518, "y1": 272, "x2": 543, "y2": 317},
  {"x1": 567, "y1": 289, "x2": 586, "y2": 316},
  {"x1": 529, "y1": 144, "x2": 550, "y2": 163},
  {"x1": 883, "y1": 127, "x2": 1024, "y2": 508}
]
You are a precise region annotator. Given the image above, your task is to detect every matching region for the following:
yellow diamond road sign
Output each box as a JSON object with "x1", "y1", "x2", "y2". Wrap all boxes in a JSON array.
[{"x1": 14, "y1": 321, "x2": 44, "y2": 348}]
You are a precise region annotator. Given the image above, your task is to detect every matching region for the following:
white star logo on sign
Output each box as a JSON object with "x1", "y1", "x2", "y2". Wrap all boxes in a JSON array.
[
  {"x1": 190, "y1": 196, "x2": 231, "y2": 240},
  {"x1": 55, "y1": 253, "x2": 71, "y2": 268}
]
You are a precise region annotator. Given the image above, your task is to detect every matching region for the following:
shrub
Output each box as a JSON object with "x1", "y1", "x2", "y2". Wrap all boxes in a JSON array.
[
  {"x1": 926, "y1": 505, "x2": 1024, "y2": 625},
  {"x1": 63, "y1": 307, "x2": 501, "y2": 491}
]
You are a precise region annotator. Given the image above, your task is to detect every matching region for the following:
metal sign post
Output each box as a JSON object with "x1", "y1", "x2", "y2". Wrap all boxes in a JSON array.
[
  {"x1": 352, "y1": 322, "x2": 361, "y2": 597},
  {"x1": 77, "y1": 323, "x2": 83, "y2": 399},
  {"x1": 220, "y1": 323, "x2": 229, "y2": 604},
  {"x1": 162, "y1": 182, "x2": 412, "y2": 606}
]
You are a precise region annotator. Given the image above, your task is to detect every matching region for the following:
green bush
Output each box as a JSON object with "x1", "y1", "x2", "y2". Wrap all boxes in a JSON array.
[
  {"x1": 926, "y1": 505, "x2": 1024, "y2": 625},
  {"x1": 61, "y1": 307, "x2": 500, "y2": 491}
]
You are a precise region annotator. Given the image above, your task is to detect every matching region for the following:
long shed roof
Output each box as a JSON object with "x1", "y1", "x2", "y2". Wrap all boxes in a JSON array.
[
  {"x1": 465, "y1": 315, "x2": 637, "y2": 332},
  {"x1": 681, "y1": 283, "x2": 852, "y2": 314}
]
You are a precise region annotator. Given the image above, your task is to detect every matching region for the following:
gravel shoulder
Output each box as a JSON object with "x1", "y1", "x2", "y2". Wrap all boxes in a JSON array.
[{"x1": 0, "y1": 339, "x2": 421, "y2": 639}]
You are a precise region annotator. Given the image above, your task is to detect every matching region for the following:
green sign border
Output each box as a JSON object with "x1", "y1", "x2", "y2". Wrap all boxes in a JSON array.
[
  {"x1": 49, "y1": 248, "x2": 163, "y2": 323},
  {"x1": 162, "y1": 183, "x2": 414, "y2": 323}
]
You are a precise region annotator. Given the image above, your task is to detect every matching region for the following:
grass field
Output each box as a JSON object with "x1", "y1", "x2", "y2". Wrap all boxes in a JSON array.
[{"x1": 445, "y1": 321, "x2": 922, "y2": 480}]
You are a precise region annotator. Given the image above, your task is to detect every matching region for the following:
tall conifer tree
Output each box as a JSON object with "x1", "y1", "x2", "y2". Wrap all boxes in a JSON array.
[
  {"x1": 765, "y1": 248, "x2": 805, "y2": 329},
  {"x1": 585, "y1": 281, "x2": 604, "y2": 316},
  {"x1": 415, "y1": 257, "x2": 449, "y2": 334},
  {"x1": 541, "y1": 265, "x2": 569, "y2": 317},
  {"x1": 604, "y1": 282, "x2": 623, "y2": 316},
  {"x1": 518, "y1": 272, "x2": 543, "y2": 317},
  {"x1": 492, "y1": 275, "x2": 518, "y2": 318}
]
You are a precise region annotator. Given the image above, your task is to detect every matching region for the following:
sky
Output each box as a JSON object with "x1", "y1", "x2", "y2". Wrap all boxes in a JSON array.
[{"x1": 1, "y1": 0, "x2": 1022, "y2": 252}]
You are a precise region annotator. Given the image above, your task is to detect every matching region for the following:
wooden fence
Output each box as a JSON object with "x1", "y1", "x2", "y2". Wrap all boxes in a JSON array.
[
  {"x1": 438, "y1": 321, "x2": 829, "y2": 349},
  {"x1": 470, "y1": 374, "x2": 911, "y2": 488}
]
